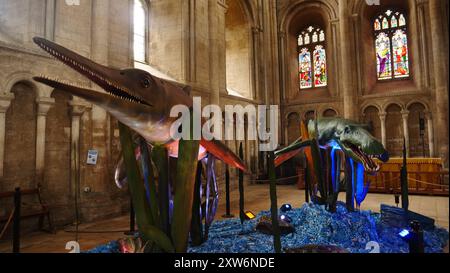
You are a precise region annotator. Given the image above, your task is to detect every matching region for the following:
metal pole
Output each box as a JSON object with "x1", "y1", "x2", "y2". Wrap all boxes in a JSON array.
[
  {"x1": 222, "y1": 165, "x2": 234, "y2": 218},
  {"x1": 13, "y1": 187, "x2": 21, "y2": 253},
  {"x1": 408, "y1": 221, "x2": 424, "y2": 253}
]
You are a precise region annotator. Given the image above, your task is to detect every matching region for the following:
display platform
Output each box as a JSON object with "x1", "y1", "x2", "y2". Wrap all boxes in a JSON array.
[{"x1": 87, "y1": 202, "x2": 449, "y2": 254}]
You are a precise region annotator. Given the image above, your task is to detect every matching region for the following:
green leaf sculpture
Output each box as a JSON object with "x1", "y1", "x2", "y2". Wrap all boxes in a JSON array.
[
  {"x1": 118, "y1": 122, "x2": 174, "y2": 253},
  {"x1": 152, "y1": 146, "x2": 170, "y2": 235},
  {"x1": 171, "y1": 116, "x2": 200, "y2": 252}
]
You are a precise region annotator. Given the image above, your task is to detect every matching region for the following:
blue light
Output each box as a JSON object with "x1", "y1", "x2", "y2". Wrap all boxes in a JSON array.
[
  {"x1": 280, "y1": 204, "x2": 292, "y2": 212},
  {"x1": 280, "y1": 214, "x2": 292, "y2": 223},
  {"x1": 328, "y1": 140, "x2": 342, "y2": 151},
  {"x1": 399, "y1": 229, "x2": 410, "y2": 238}
]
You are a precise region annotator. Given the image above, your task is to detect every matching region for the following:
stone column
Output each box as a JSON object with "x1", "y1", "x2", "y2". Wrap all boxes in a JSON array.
[
  {"x1": 35, "y1": 97, "x2": 55, "y2": 184},
  {"x1": 252, "y1": 26, "x2": 261, "y2": 101},
  {"x1": 401, "y1": 110, "x2": 410, "y2": 157},
  {"x1": 278, "y1": 31, "x2": 287, "y2": 102},
  {"x1": 429, "y1": 0, "x2": 449, "y2": 166},
  {"x1": 90, "y1": 0, "x2": 111, "y2": 192},
  {"x1": 45, "y1": 0, "x2": 56, "y2": 40},
  {"x1": 425, "y1": 111, "x2": 435, "y2": 157},
  {"x1": 212, "y1": 0, "x2": 228, "y2": 102},
  {"x1": 91, "y1": 0, "x2": 109, "y2": 65},
  {"x1": 69, "y1": 102, "x2": 86, "y2": 198},
  {"x1": 339, "y1": 0, "x2": 356, "y2": 120},
  {"x1": 379, "y1": 112, "x2": 387, "y2": 147},
  {"x1": 0, "y1": 94, "x2": 14, "y2": 178}
]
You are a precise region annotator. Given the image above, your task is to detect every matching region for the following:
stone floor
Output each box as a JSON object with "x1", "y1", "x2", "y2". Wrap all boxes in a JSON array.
[{"x1": 0, "y1": 184, "x2": 448, "y2": 253}]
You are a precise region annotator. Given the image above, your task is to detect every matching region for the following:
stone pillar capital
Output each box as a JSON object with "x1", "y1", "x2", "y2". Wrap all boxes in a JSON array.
[
  {"x1": 69, "y1": 101, "x2": 89, "y2": 117},
  {"x1": 0, "y1": 93, "x2": 15, "y2": 113},
  {"x1": 401, "y1": 110, "x2": 410, "y2": 119},
  {"x1": 424, "y1": 111, "x2": 432, "y2": 120},
  {"x1": 379, "y1": 112, "x2": 387, "y2": 120},
  {"x1": 36, "y1": 97, "x2": 55, "y2": 116}
]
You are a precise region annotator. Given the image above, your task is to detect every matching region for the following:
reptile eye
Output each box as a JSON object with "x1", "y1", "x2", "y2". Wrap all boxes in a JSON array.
[{"x1": 142, "y1": 78, "x2": 151, "y2": 88}]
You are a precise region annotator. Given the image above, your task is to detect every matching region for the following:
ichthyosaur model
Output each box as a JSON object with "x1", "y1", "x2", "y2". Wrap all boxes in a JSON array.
[
  {"x1": 32, "y1": 37, "x2": 247, "y2": 181},
  {"x1": 275, "y1": 117, "x2": 389, "y2": 172},
  {"x1": 275, "y1": 118, "x2": 390, "y2": 209}
]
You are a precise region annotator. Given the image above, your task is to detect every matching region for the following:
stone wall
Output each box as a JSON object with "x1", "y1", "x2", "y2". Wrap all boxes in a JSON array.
[{"x1": 0, "y1": 0, "x2": 447, "y2": 232}]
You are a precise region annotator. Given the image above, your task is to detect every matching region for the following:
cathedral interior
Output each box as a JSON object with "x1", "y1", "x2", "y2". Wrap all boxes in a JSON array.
[{"x1": 0, "y1": 0, "x2": 448, "y2": 254}]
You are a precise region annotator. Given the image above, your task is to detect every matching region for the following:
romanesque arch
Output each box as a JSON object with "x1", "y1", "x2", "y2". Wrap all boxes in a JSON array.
[
  {"x1": 225, "y1": 0, "x2": 255, "y2": 99},
  {"x1": 385, "y1": 103, "x2": 404, "y2": 157},
  {"x1": 3, "y1": 80, "x2": 38, "y2": 191},
  {"x1": 278, "y1": 0, "x2": 339, "y2": 103},
  {"x1": 362, "y1": 105, "x2": 382, "y2": 141}
]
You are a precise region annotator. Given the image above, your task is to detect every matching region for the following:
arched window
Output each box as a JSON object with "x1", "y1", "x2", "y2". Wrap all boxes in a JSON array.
[
  {"x1": 374, "y1": 9, "x2": 409, "y2": 80},
  {"x1": 133, "y1": 0, "x2": 148, "y2": 63},
  {"x1": 297, "y1": 26, "x2": 327, "y2": 90}
]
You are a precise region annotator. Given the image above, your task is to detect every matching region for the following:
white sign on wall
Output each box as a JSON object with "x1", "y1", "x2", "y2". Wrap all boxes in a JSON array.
[{"x1": 87, "y1": 150, "x2": 99, "y2": 165}]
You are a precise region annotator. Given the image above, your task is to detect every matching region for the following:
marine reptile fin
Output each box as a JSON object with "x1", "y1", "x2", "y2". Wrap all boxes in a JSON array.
[{"x1": 200, "y1": 139, "x2": 248, "y2": 173}]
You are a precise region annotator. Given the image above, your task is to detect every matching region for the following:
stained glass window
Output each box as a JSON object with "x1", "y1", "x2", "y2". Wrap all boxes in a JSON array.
[
  {"x1": 374, "y1": 19, "x2": 381, "y2": 30},
  {"x1": 373, "y1": 9, "x2": 409, "y2": 80},
  {"x1": 313, "y1": 45, "x2": 327, "y2": 87},
  {"x1": 375, "y1": 32, "x2": 392, "y2": 80},
  {"x1": 299, "y1": 48, "x2": 312, "y2": 89},
  {"x1": 392, "y1": 29, "x2": 409, "y2": 78},
  {"x1": 382, "y1": 17, "x2": 389, "y2": 29},
  {"x1": 134, "y1": 0, "x2": 147, "y2": 63},
  {"x1": 297, "y1": 26, "x2": 327, "y2": 90}
]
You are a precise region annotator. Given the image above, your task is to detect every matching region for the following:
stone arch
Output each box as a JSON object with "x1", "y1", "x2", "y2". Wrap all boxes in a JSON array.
[
  {"x1": 225, "y1": 0, "x2": 255, "y2": 99},
  {"x1": 322, "y1": 108, "x2": 338, "y2": 117},
  {"x1": 3, "y1": 81, "x2": 38, "y2": 191},
  {"x1": 279, "y1": 0, "x2": 338, "y2": 31},
  {"x1": 279, "y1": 0, "x2": 339, "y2": 103},
  {"x1": 304, "y1": 110, "x2": 316, "y2": 122},
  {"x1": 385, "y1": 103, "x2": 404, "y2": 157},
  {"x1": 361, "y1": 105, "x2": 382, "y2": 141},
  {"x1": 406, "y1": 99, "x2": 429, "y2": 112},
  {"x1": 361, "y1": 103, "x2": 382, "y2": 116},
  {"x1": 3, "y1": 72, "x2": 39, "y2": 96},
  {"x1": 382, "y1": 101, "x2": 405, "y2": 113}
]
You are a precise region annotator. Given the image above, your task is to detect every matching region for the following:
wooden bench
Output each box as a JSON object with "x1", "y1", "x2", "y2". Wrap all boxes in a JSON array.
[{"x1": 0, "y1": 184, "x2": 54, "y2": 234}]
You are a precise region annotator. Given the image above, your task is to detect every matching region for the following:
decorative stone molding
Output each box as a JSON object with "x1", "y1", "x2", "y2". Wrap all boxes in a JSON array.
[
  {"x1": 400, "y1": 110, "x2": 410, "y2": 119},
  {"x1": 36, "y1": 96, "x2": 55, "y2": 116},
  {"x1": 0, "y1": 93, "x2": 15, "y2": 113},
  {"x1": 69, "y1": 101, "x2": 88, "y2": 117}
]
